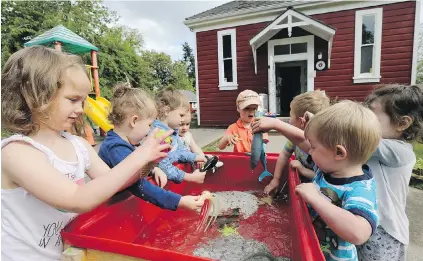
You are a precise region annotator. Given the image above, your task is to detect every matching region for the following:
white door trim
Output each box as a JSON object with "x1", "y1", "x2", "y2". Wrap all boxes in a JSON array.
[{"x1": 267, "y1": 35, "x2": 315, "y2": 114}]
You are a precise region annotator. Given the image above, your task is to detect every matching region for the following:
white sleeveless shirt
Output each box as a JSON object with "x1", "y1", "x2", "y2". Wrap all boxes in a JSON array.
[{"x1": 1, "y1": 132, "x2": 90, "y2": 261}]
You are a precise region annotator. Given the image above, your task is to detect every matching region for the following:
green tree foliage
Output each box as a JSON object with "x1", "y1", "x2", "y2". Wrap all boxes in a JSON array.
[
  {"x1": 1, "y1": 0, "x2": 194, "y2": 99},
  {"x1": 182, "y1": 42, "x2": 196, "y2": 87}
]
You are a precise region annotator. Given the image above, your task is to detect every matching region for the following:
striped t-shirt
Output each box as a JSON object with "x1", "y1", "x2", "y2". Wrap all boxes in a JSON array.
[{"x1": 309, "y1": 165, "x2": 379, "y2": 261}]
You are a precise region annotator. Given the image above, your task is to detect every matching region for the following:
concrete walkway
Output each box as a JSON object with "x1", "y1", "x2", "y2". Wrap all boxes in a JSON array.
[{"x1": 192, "y1": 128, "x2": 423, "y2": 260}]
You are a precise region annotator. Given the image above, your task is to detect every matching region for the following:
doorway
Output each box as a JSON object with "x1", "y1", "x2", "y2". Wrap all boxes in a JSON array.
[{"x1": 275, "y1": 61, "x2": 307, "y2": 116}]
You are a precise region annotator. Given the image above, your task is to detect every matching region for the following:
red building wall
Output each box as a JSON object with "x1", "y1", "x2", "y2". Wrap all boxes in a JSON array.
[
  {"x1": 313, "y1": 0, "x2": 415, "y2": 101},
  {"x1": 196, "y1": 1, "x2": 416, "y2": 126}
]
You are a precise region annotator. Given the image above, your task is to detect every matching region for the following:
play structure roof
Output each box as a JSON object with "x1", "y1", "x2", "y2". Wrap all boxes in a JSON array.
[{"x1": 24, "y1": 25, "x2": 98, "y2": 53}]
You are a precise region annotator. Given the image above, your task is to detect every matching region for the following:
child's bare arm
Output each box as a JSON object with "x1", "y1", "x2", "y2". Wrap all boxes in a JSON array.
[
  {"x1": 290, "y1": 160, "x2": 316, "y2": 180},
  {"x1": 252, "y1": 117, "x2": 311, "y2": 153},
  {"x1": 189, "y1": 138, "x2": 204, "y2": 156},
  {"x1": 264, "y1": 149, "x2": 291, "y2": 194},
  {"x1": 218, "y1": 135, "x2": 229, "y2": 150},
  {"x1": 2, "y1": 129, "x2": 172, "y2": 214},
  {"x1": 296, "y1": 183, "x2": 374, "y2": 245}
]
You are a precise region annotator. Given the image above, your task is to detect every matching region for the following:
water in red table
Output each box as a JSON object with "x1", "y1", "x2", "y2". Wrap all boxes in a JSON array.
[{"x1": 133, "y1": 190, "x2": 292, "y2": 260}]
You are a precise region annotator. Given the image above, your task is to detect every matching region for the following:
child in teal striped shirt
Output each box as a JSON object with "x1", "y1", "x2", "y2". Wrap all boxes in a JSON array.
[{"x1": 252, "y1": 101, "x2": 381, "y2": 261}]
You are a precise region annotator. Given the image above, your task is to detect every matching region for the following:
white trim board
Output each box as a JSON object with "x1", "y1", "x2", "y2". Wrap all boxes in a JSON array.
[
  {"x1": 217, "y1": 28, "x2": 238, "y2": 90},
  {"x1": 185, "y1": 1, "x2": 411, "y2": 33},
  {"x1": 353, "y1": 7, "x2": 383, "y2": 84},
  {"x1": 250, "y1": 8, "x2": 335, "y2": 74},
  {"x1": 193, "y1": 32, "x2": 201, "y2": 126},
  {"x1": 267, "y1": 35, "x2": 315, "y2": 114},
  {"x1": 411, "y1": 0, "x2": 420, "y2": 85}
]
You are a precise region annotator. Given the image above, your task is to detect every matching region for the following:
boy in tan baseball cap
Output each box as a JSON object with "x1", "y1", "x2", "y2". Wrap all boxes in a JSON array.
[{"x1": 218, "y1": 90, "x2": 269, "y2": 153}]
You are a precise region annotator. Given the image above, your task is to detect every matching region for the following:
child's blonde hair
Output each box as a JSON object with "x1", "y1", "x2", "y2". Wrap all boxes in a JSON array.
[
  {"x1": 305, "y1": 100, "x2": 381, "y2": 165},
  {"x1": 156, "y1": 87, "x2": 189, "y2": 120},
  {"x1": 108, "y1": 83, "x2": 157, "y2": 125},
  {"x1": 291, "y1": 90, "x2": 330, "y2": 117},
  {"x1": 1, "y1": 46, "x2": 86, "y2": 136}
]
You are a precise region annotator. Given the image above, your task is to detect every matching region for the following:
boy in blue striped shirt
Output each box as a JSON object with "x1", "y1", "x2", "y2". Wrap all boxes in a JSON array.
[{"x1": 252, "y1": 101, "x2": 381, "y2": 261}]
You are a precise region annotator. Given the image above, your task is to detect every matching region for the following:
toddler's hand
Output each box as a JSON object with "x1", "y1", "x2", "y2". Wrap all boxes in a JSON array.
[
  {"x1": 227, "y1": 134, "x2": 241, "y2": 146},
  {"x1": 264, "y1": 178, "x2": 280, "y2": 195},
  {"x1": 251, "y1": 117, "x2": 278, "y2": 133},
  {"x1": 197, "y1": 161, "x2": 205, "y2": 170},
  {"x1": 179, "y1": 195, "x2": 204, "y2": 211},
  {"x1": 137, "y1": 128, "x2": 173, "y2": 163},
  {"x1": 185, "y1": 169, "x2": 206, "y2": 184},
  {"x1": 290, "y1": 160, "x2": 304, "y2": 171},
  {"x1": 295, "y1": 183, "x2": 320, "y2": 203},
  {"x1": 153, "y1": 167, "x2": 168, "y2": 188}
]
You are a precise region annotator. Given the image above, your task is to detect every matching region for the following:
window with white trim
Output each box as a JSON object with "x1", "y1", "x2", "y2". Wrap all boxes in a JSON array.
[
  {"x1": 353, "y1": 8, "x2": 383, "y2": 84},
  {"x1": 218, "y1": 29, "x2": 238, "y2": 90}
]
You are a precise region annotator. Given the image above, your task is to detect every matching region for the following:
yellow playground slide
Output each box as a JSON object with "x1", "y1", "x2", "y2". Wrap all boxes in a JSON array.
[{"x1": 84, "y1": 96, "x2": 113, "y2": 132}]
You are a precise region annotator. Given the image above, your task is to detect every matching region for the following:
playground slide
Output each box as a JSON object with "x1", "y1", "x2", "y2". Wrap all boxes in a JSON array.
[{"x1": 84, "y1": 97, "x2": 113, "y2": 132}]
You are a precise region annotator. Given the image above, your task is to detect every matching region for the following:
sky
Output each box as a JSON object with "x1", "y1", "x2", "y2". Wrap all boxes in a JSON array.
[
  {"x1": 104, "y1": 0, "x2": 230, "y2": 61},
  {"x1": 104, "y1": 0, "x2": 423, "y2": 61}
]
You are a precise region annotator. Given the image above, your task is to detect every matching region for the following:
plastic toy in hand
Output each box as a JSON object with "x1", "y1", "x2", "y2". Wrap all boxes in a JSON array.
[{"x1": 155, "y1": 129, "x2": 172, "y2": 152}]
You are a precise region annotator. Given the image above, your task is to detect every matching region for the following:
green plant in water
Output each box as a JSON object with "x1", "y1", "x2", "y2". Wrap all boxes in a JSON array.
[{"x1": 219, "y1": 224, "x2": 239, "y2": 237}]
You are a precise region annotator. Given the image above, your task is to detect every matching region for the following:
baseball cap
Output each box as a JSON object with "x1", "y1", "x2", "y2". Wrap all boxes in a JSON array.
[{"x1": 236, "y1": 90, "x2": 261, "y2": 109}]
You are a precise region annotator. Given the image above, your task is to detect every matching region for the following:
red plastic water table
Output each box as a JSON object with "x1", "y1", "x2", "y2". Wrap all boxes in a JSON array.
[{"x1": 61, "y1": 152, "x2": 324, "y2": 261}]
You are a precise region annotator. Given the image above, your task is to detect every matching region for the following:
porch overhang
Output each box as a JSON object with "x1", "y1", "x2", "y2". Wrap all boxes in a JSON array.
[{"x1": 250, "y1": 7, "x2": 336, "y2": 74}]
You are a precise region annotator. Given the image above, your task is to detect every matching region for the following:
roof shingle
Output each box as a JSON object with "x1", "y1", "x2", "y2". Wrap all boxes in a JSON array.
[{"x1": 185, "y1": 0, "x2": 323, "y2": 21}]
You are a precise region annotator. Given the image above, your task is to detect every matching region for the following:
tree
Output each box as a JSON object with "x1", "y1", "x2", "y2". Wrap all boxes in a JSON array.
[
  {"x1": 182, "y1": 42, "x2": 196, "y2": 87},
  {"x1": 141, "y1": 50, "x2": 174, "y2": 89},
  {"x1": 1, "y1": 0, "x2": 150, "y2": 99},
  {"x1": 172, "y1": 61, "x2": 194, "y2": 91},
  {"x1": 1, "y1": 0, "x2": 193, "y2": 98}
]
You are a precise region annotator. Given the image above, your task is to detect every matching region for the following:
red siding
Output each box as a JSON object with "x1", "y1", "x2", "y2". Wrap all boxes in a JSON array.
[
  {"x1": 313, "y1": 1, "x2": 415, "y2": 101},
  {"x1": 197, "y1": 1, "x2": 416, "y2": 126},
  {"x1": 197, "y1": 22, "x2": 269, "y2": 126}
]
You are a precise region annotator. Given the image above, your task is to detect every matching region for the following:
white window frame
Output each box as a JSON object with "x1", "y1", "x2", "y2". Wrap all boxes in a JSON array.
[
  {"x1": 353, "y1": 8, "x2": 383, "y2": 84},
  {"x1": 217, "y1": 28, "x2": 238, "y2": 90}
]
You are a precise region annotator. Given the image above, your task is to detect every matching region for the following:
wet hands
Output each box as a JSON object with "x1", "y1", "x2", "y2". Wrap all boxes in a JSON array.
[
  {"x1": 153, "y1": 167, "x2": 168, "y2": 188},
  {"x1": 179, "y1": 195, "x2": 204, "y2": 211},
  {"x1": 264, "y1": 178, "x2": 280, "y2": 195},
  {"x1": 195, "y1": 154, "x2": 207, "y2": 169},
  {"x1": 137, "y1": 128, "x2": 173, "y2": 163},
  {"x1": 295, "y1": 183, "x2": 320, "y2": 203},
  {"x1": 186, "y1": 169, "x2": 206, "y2": 184}
]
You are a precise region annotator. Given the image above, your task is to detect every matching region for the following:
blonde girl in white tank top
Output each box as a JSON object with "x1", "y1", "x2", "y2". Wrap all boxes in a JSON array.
[{"x1": 1, "y1": 46, "x2": 172, "y2": 261}]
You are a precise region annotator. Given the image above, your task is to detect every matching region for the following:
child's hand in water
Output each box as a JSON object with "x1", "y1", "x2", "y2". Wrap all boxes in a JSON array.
[
  {"x1": 264, "y1": 178, "x2": 280, "y2": 195},
  {"x1": 153, "y1": 167, "x2": 168, "y2": 188},
  {"x1": 295, "y1": 183, "x2": 320, "y2": 204},
  {"x1": 178, "y1": 195, "x2": 204, "y2": 211},
  {"x1": 138, "y1": 128, "x2": 173, "y2": 163},
  {"x1": 184, "y1": 169, "x2": 206, "y2": 184}
]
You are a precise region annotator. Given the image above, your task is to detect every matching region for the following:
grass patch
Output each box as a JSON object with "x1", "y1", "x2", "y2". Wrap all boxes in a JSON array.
[
  {"x1": 413, "y1": 142, "x2": 423, "y2": 161},
  {"x1": 411, "y1": 142, "x2": 423, "y2": 190},
  {"x1": 202, "y1": 138, "x2": 221, "y2": 152}
]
